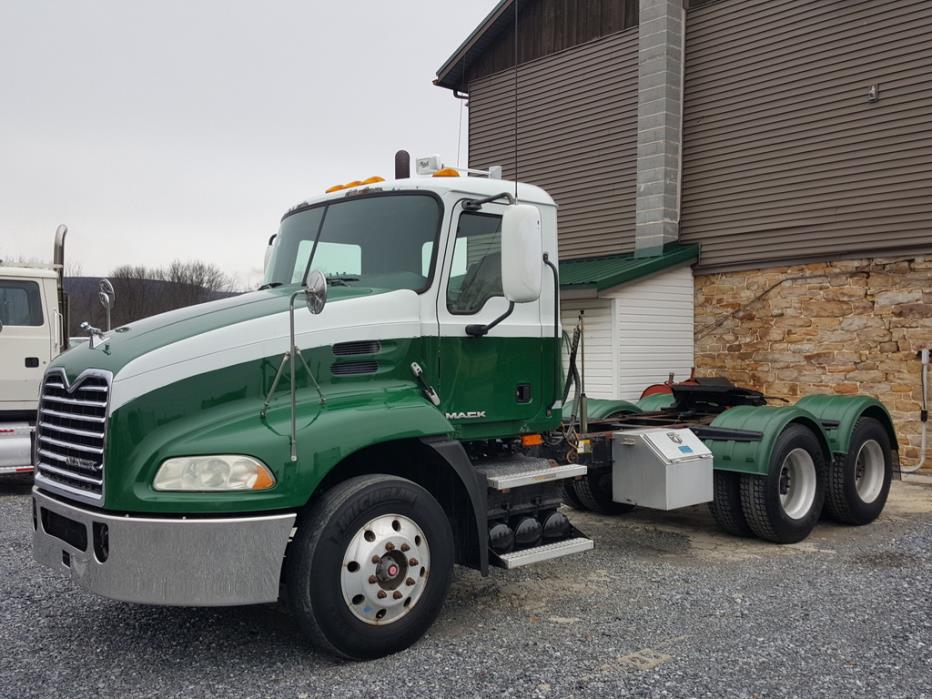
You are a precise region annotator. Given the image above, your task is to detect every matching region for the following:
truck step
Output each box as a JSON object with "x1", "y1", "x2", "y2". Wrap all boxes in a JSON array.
[
  {"x1": 495, "y1": 537, "x2": 594, "y2": 569},
  {"x1": 476, "y1": 455, "x2": 586, "y2": 490}
]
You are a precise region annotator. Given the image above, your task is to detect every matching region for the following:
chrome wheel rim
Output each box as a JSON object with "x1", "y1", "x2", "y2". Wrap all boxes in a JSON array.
[
  {"x1": 340, "y1": 514, "x2": 430, "y2": 625},
  {"x1": 854, "y1": 439, "x2": 885, "y2": 504},
  {"x1": 778, "y1": 448, "x2": 817, "y2": 520}
]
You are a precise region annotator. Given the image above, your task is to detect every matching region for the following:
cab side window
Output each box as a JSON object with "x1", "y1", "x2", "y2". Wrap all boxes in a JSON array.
[
  {"x1": 0, "y1": 280, "x2": 43, "y2": 326},
  {"x1": 446, "y1": 212, "x2": 503, "y2": 314}
]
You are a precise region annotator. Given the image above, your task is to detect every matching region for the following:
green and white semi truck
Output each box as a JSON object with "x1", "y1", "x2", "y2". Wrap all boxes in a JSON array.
[{"x1": 32, "y1": 157, "x2": 897, "y2": 659}]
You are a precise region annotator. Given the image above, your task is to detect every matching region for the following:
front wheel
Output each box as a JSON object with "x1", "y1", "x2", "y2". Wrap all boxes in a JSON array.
[
  {"x1": 740, "y1": 424, "x2": 827, "y2": 544},
  {"x1": 824, "y1": 417, "x2": 893, "y2": 525},
  {"x1": 285, "y1": 475, "x2": 454, "y2": 659}
]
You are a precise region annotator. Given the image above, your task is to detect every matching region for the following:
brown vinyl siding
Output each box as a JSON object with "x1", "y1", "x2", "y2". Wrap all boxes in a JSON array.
[
  {"x1": 461, "y1": 0, "x2": 637, "y2": 88},
  {"x1": 680, "y1": 0, "x2": 932, "y2": 272},
  {"x1": 469, "y1": 28, "x2": 639, "y2": 260}
]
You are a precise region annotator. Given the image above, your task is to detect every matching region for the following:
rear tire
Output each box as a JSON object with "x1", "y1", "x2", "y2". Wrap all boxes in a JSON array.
[
  {"x1": 573, "y1": 470, "x2": 636, "y2": 515},
  {"x1": 709, "y1": 470, "x2": 753, "y2": 537},
  {"x1": 740, "y1": 424, "x2": 826, "y2": 544},
  {"x1": 285, "y1": 475, "x2": 454, "y2": 659},
  {"x1": 562, "y1": 478, "x2": 587, "y2": 510},
  {"x1": 824, "y1": 417, "x2": 892, "y2": 525}
]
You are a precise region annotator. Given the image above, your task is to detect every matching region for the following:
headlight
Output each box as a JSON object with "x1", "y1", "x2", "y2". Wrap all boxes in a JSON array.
[{"x1": 153, "y1": 455, "x2": 276, "y2": 492}]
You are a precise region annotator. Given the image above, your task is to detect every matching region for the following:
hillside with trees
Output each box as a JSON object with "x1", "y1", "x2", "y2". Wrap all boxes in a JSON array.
[{"x1": 65, "y1": 260, "x2": 240, "y2": 336}]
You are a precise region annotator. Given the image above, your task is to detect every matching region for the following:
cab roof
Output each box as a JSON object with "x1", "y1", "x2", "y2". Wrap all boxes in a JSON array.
[
  {"x1": 287, "y1": 176, "x2": 556, "y2": 217},
  {"x1": 0, "y1": 265, "x2": 58, "y2": 280}
]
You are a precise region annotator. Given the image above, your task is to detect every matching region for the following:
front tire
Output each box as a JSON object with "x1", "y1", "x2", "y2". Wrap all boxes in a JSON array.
[
  {"x1": 824, "y1": 417, "x2": 893, "y2": 525},
  {"x1": 740, "y1": 424, "x2": 826, "y2": 544},
  {"x1": 285, "y1": 475, "x2": 454, "y2": 659}
]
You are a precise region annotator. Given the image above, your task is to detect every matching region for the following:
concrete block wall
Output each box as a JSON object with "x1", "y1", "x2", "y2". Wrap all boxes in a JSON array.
[{"x1": 635, "y1": 0, "x2": 684, "y2": 256}]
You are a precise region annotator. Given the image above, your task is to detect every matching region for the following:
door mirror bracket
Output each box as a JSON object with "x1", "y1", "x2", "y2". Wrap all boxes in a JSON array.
[{"x1": 465, "y1": 302, "x2": 515, "y2": 337}]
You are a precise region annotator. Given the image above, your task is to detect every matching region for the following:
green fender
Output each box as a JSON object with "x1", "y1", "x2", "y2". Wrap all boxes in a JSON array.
[
  {"x1": 562, "y1": 398, "x2": 642, "y2": 421},
  {"x1": 707, "y1": 405, "x2": 832, "y2": 476},
  {"x1": 637, "y1": 393, "x2": 676, "y2": 412},
  {"x1": 795, "y1": 394, "x2": 898, "y2": 454},
  {"x1": 110, "y1": 381, "x2": 455, "y2": 514}
]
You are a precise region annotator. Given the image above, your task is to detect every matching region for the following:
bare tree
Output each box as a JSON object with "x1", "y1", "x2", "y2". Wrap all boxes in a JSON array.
[{"x1": 66, "y1": 260, "x2": 239, "y2": 335}]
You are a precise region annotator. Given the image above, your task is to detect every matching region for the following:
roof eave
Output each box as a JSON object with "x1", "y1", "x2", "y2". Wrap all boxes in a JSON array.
[
  {"x1": 434, "y1": 0, "x2": 514, "y2": 92},
  {"x1": 558, "y1": 243, "x2": 701, "y2": 292}
]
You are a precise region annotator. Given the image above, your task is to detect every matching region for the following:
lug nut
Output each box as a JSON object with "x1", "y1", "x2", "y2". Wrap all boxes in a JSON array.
[
  {"x1": 385, "y1": 542, "x2": 395, "y2": 551},
  {"x1": 400, "y1": 543, "x2": 410, "y2": 552},
  {"x1": 377, "y1": 590, "x2": 387, "y2": 599},
  {"x1": 409, "y1": 558, "x2": 418, "y2": 566},
  {"x1": 393, "y1": 591, "x2": 402, "y2": 600},
  {"x1": 371, "y1": 555, "x2": 380, "y2": 564},
  {"x1": 368, "y1": 575, "x2": 378, "y2": 584},
  {"x1": 405, "y1": 577, "x2": 415, "y2": 586}
]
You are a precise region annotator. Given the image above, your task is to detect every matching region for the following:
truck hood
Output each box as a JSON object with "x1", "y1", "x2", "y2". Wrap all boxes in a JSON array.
[{"x1": 51, "y1": 285, "x2": 425, "y2": 412}]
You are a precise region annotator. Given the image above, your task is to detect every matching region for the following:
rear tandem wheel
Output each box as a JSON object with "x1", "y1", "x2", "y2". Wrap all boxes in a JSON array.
[
  {"x1": 572, "y1": 469, "x2": 636, "y2": 516},
  {"x1": 824, "y1": 417, "x2": 893, "y2": 525},
  {"x1": 740, "y1": 424, "x2": 827, "y2": 544},
  {"x1": 709, "y1": 470, "x2": 754, "y2": 537}
]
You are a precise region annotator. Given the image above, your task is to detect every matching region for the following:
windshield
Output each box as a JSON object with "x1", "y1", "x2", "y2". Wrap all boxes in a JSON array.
[{"x1": 264, "y1": 193, "x2": 443, "y2": 292}]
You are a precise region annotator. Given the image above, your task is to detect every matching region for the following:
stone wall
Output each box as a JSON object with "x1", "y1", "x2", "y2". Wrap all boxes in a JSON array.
[{"x1": 695, "y1": 255, "x2": 932, "y2": 467}]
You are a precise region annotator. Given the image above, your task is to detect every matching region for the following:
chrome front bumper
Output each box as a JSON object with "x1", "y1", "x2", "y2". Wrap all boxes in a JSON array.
[{"x1": 32, "y1": 489, "x2": 295, "y2": 606}]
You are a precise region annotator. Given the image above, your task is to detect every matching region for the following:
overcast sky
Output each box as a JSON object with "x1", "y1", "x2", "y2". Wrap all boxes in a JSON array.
[{"x1": 0, "y1": 1, "x2": 495, "y2": 287}]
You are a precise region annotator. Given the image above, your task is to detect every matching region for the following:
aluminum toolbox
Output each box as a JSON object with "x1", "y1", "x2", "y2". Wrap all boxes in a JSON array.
[{"x1": 611, "y1": 427, "x2": 713, "y2": 510}]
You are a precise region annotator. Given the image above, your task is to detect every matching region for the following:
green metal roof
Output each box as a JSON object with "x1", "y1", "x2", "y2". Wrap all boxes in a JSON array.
[{"x1": 559, "y1": 243, "x2": 700, "y2": 291}]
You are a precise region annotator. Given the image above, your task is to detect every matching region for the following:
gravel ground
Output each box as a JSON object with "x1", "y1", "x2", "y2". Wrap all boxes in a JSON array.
[{"x1": 1, "y1": 477, "x2": 930, "y2": 699}]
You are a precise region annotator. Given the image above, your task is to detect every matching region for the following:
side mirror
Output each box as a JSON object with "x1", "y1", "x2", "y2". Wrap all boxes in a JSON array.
[
  {"x1": 98, "y1": 278, "x2": 115, "y2": 331},
  {"x1": 500, "y1": 204, "x2": 543, "y2": 303},
  {"x1": 304, "y1": 269, "x2": 327, "y2": 314}
]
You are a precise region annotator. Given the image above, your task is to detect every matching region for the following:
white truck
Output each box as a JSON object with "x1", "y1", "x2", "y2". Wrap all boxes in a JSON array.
[{"x1": 0, "y1": 226, "x2": 69, "y2": 478}]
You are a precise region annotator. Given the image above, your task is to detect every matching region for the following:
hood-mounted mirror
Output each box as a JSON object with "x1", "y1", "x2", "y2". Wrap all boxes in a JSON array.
[
  {"x1": 259, "y1": 268, "x2": 328, "y2": 462},
  {"x1": 304, "y1": 269, "x2": 327, "y2": 315},
  {"x1": 98, "y1": 278, "x2": 115, "y2": 331}
]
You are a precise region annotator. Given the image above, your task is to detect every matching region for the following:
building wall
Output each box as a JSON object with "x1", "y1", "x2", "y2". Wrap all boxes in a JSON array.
[
  {"x1": 468, "y1": 28, "x2": 639, "y2": 259},
  {"x1": 695, "y1": 255, "x2": 932, "y2": 466},
  {"x1": 561, "y1": 267, "x2": 695, "y2": 401},
  {"x1": 680, "y1": 0, "x2": 932, "y2": 271},
  {"x1": 452, "y1": 0, "x2": 638, "y2": 89},
  {"x1": 561, "y1": 297, "x2": 616, "y2": 400},
  {"x1": 607, "y1": 265, "x2": 694, "y2": 399}
]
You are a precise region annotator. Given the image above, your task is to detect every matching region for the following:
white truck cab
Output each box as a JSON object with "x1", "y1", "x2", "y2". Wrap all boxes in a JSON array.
[{"x1": 0, "y1": 228, "x2": 69, "y2": 477}]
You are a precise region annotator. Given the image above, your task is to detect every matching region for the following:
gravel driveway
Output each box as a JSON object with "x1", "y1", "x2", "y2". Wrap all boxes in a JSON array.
[{"x1": 2, "y1": 477, "x2": 930, "y2": 699}]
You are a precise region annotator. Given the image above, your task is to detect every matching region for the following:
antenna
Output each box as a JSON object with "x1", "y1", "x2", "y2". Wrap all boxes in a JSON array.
[{"x1": 513, "y1": 0, "x2": 519, "y2": 200}]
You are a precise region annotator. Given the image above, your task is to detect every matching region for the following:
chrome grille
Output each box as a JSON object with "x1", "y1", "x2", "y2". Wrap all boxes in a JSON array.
[{"x1": 35, "y1": 369, "x2": 111, "y2": 501}]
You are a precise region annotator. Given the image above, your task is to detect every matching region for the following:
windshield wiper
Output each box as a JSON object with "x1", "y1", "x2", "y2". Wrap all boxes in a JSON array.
[
  {"x1": 326, "y1": 275, "x2": 360, "y2": 287},
  {"x1": 258, "y1": 282, "x2": 283, "y2": 290}
]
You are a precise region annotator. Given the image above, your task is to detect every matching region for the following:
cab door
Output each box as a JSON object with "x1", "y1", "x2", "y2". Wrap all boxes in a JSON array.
[
  {"x1": 0, "y1": 277, "x2": 53, "y2": 410},
  {"x1": 435, "y1": 201, "x2": 547, "y2": 439}
]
